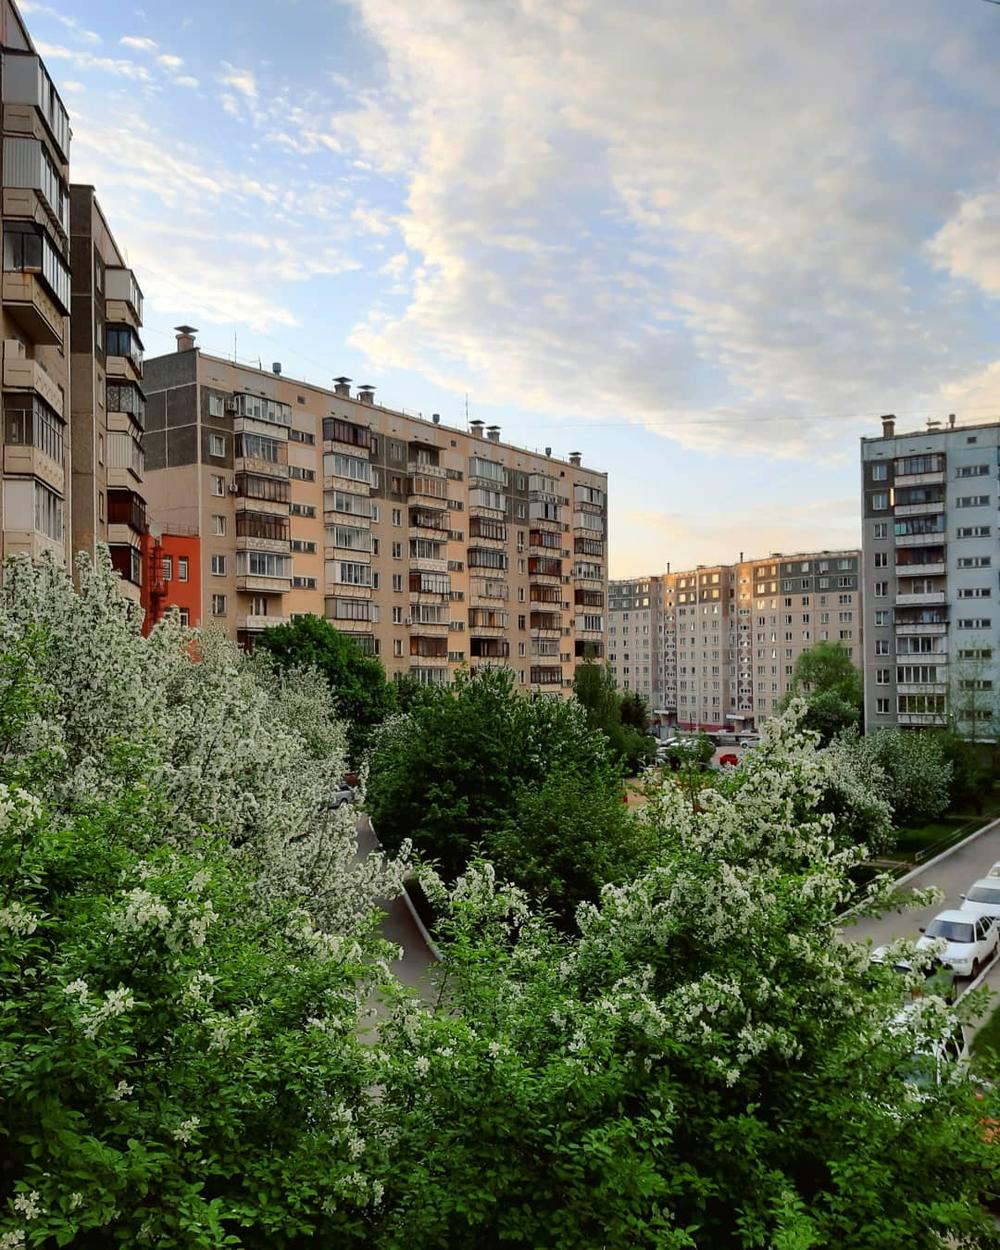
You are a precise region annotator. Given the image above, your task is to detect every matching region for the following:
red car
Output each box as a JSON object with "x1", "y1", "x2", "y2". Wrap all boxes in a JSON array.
[{"x1": 718, "y1": 753, "x2": 739, "y2": 768}]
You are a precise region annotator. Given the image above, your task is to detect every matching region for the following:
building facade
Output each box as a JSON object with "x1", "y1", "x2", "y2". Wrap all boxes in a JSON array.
[
  {"x1": 143, "y1": 333, "x2": 608, "y2": 690},
  {"x1": 1, "y1": 3, "x2": 72, "y2": 566},
  {"x1": 69, "y1": 183, "x2": 146, "y2": 593},
  {"x1": 610, "y1": 549, "x2": 862, "y2": 732},
  {"x1": 861, "y1": 413, "x2": 1000, "y2": 738}
]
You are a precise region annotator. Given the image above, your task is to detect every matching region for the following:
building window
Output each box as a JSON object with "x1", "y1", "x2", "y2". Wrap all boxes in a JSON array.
[
  {"x1": 871, "y1": 492, "x2": 888, "y2": 511},
  {"x1": 177, "y1": 609, "x2": 190, "y2": 626},
  {"x1": 212, "y1": 514, "x2": 226, "y2": 536},
  {"x1": 874, "y1": 582, "x2": 887, "y2": 597},
  {"x1": 209, "y1": 433, "x2": 225, "y2": 457},
  {"x1": 876, "y1": 698, "x2": 890, "y2": 714},
  {"x1": 208, "y1": 394, "x2": 225, "y2": 418},
  {"x1": 162, "y1": 555, "x2": 173, "y2": 581},
  {"x1": 393, "y1": 639, "x2": 403, "y2": 657},
  {"x1": 871, "y1": 463, "x2": 888, "y2": 481},
  {"x1": 392, "y1": 508, "x2": 402, "y2": 526},
  {"x1": 875, "y1": 639, "x2": 890, "y2": 655},
  {"x1": 876, "y1": 668, "x2": 890, "y2": 684},
  {"x1": 212, "y1": 594, "x2": 226, "y2": 616},
  {"x1": 392, "y1": 574, "x2": 403, "y2": 592},
  {"x1": 178, "y1": 557, "x2": 189, "y2": 582},
  {"x1": 874, "y1": 610, "x2": 889, "y2": 626},
  {"x1": 211, "y1": 475, "x2": 225, "y2": 497},
  {"x1": 211, "y1": 554, "x2": 226, "y2": 576},
  {"x1": 874, "y1": 552, "x2": 887, "y2": 568}
]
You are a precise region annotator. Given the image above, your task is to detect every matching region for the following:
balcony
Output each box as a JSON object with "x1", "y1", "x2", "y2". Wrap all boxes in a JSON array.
[
  {"x1": 897, "y1": 682, "x2": 948, "y2": 696},
  {"x1": 894, "y1": 470, "x2": 945, "y2": 488},
  {"x1": 107, "y1": 489, "x2": 147, "y2": 535},
  {"x1": 237, "y1": 612, "x2": 289, "y2": 632},
  {"x1": 106, "y1": 325, "x2": 143, "y2": 379},
  {"x1": 897, "y1": 712, "x2": 948, "y2": 727},
  {"x1": 409, "y1": 618, "x2": 450, "y2": 635},
  {"x1": 896, "y1": 591, "x2": 946, "y2": 606},
  {"x1": 895, "y1": 531, "x2": 945, "y2": 548},
  {"x1": 894, "y1": 501, "x2": 945, "y2": 519},
  {"x1": 2, "y1": 355, "x2": 63, "y2": 416},
  {"x1": 2, "y1": 270, "x2": 65, "y2": 344},
  {"x1": 105, "y1": 266, "x2": 143, "y2": 326},
  {"x1": 407, "y1": 478, "x2": 449, "y2": 506},
  {"x1": 895, "y1": 622, "x2": 947, "y2": 636},
  {"x1": 235, "y1": 574, "x2": 291, "y2": 595},
  {"x1": 410, "y1": 555, "x2": 448, "y2": 574},
  {"x1": 407, "y1": 460, "x2": 447, "y2": 478},
  {"x1": 895, "y1": 561, "x2": 945, "y2": 578}
]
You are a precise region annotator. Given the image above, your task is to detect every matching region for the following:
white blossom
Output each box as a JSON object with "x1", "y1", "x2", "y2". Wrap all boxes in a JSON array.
[
  {"x1": 0, "y1": 903, "x2": 39, "y2": 936},
  {"x1": 12, "y1": 1191, "x2": 42, "y2": 1220},
  {"x1": 171, "y1": 1116, "x2": 200, "y2": 1144},
  {"x1": 111, "y1": 1079, "x2": 134, "y2": 1100}
]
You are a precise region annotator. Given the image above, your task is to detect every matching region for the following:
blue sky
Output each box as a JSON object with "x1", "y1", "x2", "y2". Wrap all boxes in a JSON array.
[{"x1": 23, "y1": 0, "x2": 1000, "y2": 575}]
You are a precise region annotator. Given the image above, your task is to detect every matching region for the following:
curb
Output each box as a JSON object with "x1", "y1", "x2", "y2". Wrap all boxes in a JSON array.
[
  {"x1": 893, "y1": 816, "x2": 1000, "y2": 888},
  {"x1": 367, "y1": 816, "x2": 442, "y2": 963}
]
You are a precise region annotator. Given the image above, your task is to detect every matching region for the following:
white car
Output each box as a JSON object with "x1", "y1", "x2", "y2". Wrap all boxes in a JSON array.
[
  {"x1": 960, "y1": 878, "x2": 1000, "y2": 920},
  {"x1": 987, "y1": 861, "x2": 1000, "y2": 880},
  {"x1": 890, "y1": 1002, "x2": 970, "y2": 1091},
  {"x1": 916, "y1": 908, "x2": 999, "y2": 978}
]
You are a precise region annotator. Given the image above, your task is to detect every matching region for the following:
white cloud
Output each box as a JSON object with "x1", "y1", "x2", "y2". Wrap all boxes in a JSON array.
[
  {"x1": 338, "y1": 0, "x2": 1000, "y2": 459},
  {"x1": 120, "y1": 35, "x2": 158, "y2": 52},
  {"x1": 157, "y1": 54, "x2": 184, "y2": 71},
  {"x1": 220, "y1": 63, "x2": 258, "y2": 101},
  {"x1": 35, "y1": 41, "x2": 151, "y2": 81},
  {"x1": 20, "y1": 3, "x2": 100, "y2": 44},
  {"x1": 929, "y1": 185, "x2": 1000, "y2": 298},
  {"x1": 174, "y1": 75, "x2": 199, "y2": 89}
]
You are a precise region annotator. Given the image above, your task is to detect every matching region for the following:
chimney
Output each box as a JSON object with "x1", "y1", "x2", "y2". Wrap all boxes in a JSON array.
[
  {"x1": 880, "y1": 413, "x2": 895, "y2": 438},
  {"x1": 486, "y1": 424, "x2": 501, "y2": 442},
  {"x1": 470, "y1": 419, "x2": 485, "y2": 436},
  {"x1": 948, "y1": 413, "x2": 956, "y2": 428},
  {"x1": 333, "y1": 376, "x2": 351, "y2": 398},
  {"x1": 432, "y1": 413, "x2": 440, "y2": 424},
  {"x1": 568, "y1": 451, "x2": 581, "y2": 466},
  {"x1": 175, "y1": 324, "x2": 198, "y2": 352},
  {"x1": 357, "y1": 385, "x2": 375, "y2": 406},
  {"x1": 272, "y1": 362, "x2": 282, "y2": 376}
]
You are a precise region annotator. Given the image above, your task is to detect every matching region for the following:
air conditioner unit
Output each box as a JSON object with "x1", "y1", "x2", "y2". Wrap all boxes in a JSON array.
[
  {"x1": 227, "y1": 482, "x2": 239, "y2": 494},
  {"x1": 225, "y1": 397, "x2": 239, "y2": 413},
  {"x1": 404, "y1": 617, "x2": 412, "y2": 626}
]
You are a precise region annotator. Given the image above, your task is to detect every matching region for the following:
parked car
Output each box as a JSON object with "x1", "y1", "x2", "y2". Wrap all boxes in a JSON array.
[
  {"x1": 987, "y1": 861, "x2": 1000, "y2": 880},
  {"x1": 890, "y1": 1002, "x2": 970, "y2": 1091},
  {"x1": 961, "y1": 878, "x2": 1000, "y2": 920},
  {"x1": 916, "y1": 909, "x2": 1000, "y2": 978},
  {"x1": 870, "y1": 947, "x2": 958, "y2": 1001},
  {"x1": 718, "y1": 752, "x2": 739, "y2": 768},
  {"x1": 328, "y1": 784, "x2": 356, "y2": 810}
]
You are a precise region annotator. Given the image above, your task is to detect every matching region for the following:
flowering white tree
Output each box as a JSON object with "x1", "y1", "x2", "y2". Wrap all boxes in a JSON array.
[
  {"x1": 0, "y1": 551, "x2": 406, "y2": 930},
  {"x1": 373, "y1": 706, "x2": 999, "y2": 1248}
]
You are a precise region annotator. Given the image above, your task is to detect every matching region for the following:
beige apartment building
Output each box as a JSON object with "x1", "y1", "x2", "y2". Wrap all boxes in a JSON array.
[
  {"x1": 609, "y1": 549, "x2": 861, "y2": 731},
  {"x1": 69, "y1": 184, "x2": 146, "y2": 594},
  {"x1": 143, "y1": 333, "x2": 608, "y2": 690},
  {"x1": 1, "y1": 3, "x2": 72, "y2": 566}
]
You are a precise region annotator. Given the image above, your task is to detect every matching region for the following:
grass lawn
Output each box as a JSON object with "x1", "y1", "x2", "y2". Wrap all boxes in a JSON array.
[{"x1": 892, "y1": 785, "x2": 1000, "y2": 863}]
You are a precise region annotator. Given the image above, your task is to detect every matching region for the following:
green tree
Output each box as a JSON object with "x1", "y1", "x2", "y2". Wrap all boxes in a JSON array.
[
  {"x1": 375, "y1": 706, "x2": 1000, "y2": 1248},
  {"x1": 841, "y1": 727, "x2": 951, "y2": 828},
  {"x1": 619, "y1": 689, "x2": 650, "y2": 733},
  {"x1": 366, "y1": 668, "x2": 644, "y2": 925},
  {"x1": 780, "y1": 642, "x2": 863, "y2": 743},
  {"x1": 255, "y1": 613, "x2": 396, "y2": 764},
  {"x1": 572, "y1": 660, "x2": 655, "y2": 775}
]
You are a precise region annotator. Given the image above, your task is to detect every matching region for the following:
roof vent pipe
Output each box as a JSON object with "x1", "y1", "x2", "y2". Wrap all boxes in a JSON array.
[
  {"x1": 568, "y1": 451, "x2": 581, "y2": 466},
  {"x1": 880, "y1": 413, "x2": 895, "y2": 438},
  {"x1": 333, "y1": 376, "x2": 351, "y2": 397},
  {"x1": 470, "y1": 419, "x2": 485, "y2": 435},
  {"x1": 486, "y1": 424, "x2": 501, "y2": 442},
  {"x1": 175, "y1": 325, "x2": 198, "y2": 352},
  {"x1": 357, "y1": 385, "x2": 375, "y2": 406}
]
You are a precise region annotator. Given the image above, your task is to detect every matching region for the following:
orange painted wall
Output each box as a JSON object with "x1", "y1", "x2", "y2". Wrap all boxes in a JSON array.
[{"x1": 141, "y1": 531, "x2": 202, "y2": 634}]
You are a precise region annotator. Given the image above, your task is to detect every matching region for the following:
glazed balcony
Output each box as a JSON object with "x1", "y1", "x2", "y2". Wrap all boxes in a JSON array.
[{"x1": 2, "y1": 268, "x2": 65, "y2": 345}]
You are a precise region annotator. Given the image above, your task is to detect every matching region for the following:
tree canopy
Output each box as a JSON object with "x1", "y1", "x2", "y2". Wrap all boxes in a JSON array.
[
  {"x1": 254, "y1": 613, "x2": 396, "y2": 765},
  {"x1": 779, "y1": 641, "x2": 863, "y2": 743},
  {"x1": 572, "y1": 659, "x2": 655, "y2": 774},
  {"x1": 366, "y1": 666, "x2": 649, "y2": 927}
]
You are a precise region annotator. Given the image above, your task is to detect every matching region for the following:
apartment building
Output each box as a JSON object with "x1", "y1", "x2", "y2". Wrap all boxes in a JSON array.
[
  {"x1": 610, "y1": 549, "x2": 861, "y2": 731},
  {"x1": 69, "y1": 184, "x2": 146, "y2": 593},
  {"x1": 143, "y1": 333, "x2": 608, "y2": 690},
  {"x1": 861, "y1": 413, "x2": 1000, "y2": 738},
  {"x1": 1, "y1": 3, "x2": 72, "y2": 565}
]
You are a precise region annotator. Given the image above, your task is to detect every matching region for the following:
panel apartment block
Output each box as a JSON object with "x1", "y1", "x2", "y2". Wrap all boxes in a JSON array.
[
  {"x1": 861, "y1": 413, "x2": 1000, "y2": 738},
  {"x1": 143, "y1": 335, "x2": 609, "y2": 691},
  {"x1": 69, "y1": 184, "x2": 146, "y2": 596},
  {"x1": 610, "y1": 549, "x2": 861, "y2": 732},
  {"x1": 1, "y1": 4, "x2": 72, "y2": 565}
]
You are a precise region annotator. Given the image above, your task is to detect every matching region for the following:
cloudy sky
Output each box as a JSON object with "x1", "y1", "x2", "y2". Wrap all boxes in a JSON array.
[{"x1": 23, "y1": 0, "x2": 1000, "y2": 575}]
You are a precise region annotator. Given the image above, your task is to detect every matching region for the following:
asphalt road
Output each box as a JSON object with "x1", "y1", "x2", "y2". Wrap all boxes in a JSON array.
[
  {"x1": 845, "y1": 818, "x2": 1000, "y2": 1026},
  {"x1": 356, "y1": 813, "x2": 439, "y2": 994}
]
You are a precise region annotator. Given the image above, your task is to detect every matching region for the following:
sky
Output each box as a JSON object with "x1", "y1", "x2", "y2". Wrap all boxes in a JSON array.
[{"x1": 20, "y1": 0, "x2": 1000, "y2": 577}]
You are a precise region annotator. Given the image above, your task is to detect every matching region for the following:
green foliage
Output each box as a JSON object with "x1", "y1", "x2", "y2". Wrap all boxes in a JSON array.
[
  {"x1": 936, "y1": 729, "x2": 991, "y2": 812},
  {"x1": 255, "y1": 613, "x2": 396, "y2": 764},
  {"x1": 780, "y1": 642, "x2": 863, "y2": 744},
  {"x1": 366, "y1": 668, "x2": 644, "y2": 925},
  {"x1": 572, "y1": 660, "x2": 656, "y2": 774}
]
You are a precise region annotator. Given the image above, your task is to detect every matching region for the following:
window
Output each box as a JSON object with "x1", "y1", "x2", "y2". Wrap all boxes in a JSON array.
[
  {"x1": 160, "y1": 555, "x2": 173, "y2": 581},
  {"x1": 290, "y1": 502, "x2": 317, "y2": 518},
  {"x1": 874, "y1": 552, "x2": 887, "y2": 568},
  {"x1": 876, "y1": 698, "x2": 890, "y2": 714},
  {"x1": 957, "y1": 526, "x2": 991, "y2": 538},
  {"x1": 209, "y1": 433, "x2": 225, "y2": 457},
  {"x1": 211, "y1": 554, "x2": 226, "y2": 576},
  {"x1": 957, "y1": 495, "x2": 990, "y2": 508},
  {"x1": 290, "y1": 539, "x2": 317, "y2": 554},
  {"x1": 177, "y1": 609, "x2": 190, "y2": 626},
  {"x1": 392, "y1": 574, "x2": 403, "y2": 592},
  {"x1": 874, "y1": 610, "x2": 889, "y2": 626},
  {"x1": 871, "y1": 463, "x2": 888, "y2": 481},
  {"x1": 211, "y1": 594, "x2": 226, "y2": 616},
  {"x1": 958, "y1": 618, "x2": 992, "y2": 630},
  {"x1": 392, "y1": 508, "x2": 402, "y2": 526},
  {"x1": 211, "y1": 475, "x2": 225, "y2": 497},
  {"x1": 874, "y1": 581, "x2": 887, "y2": 597},
  {"x1": 2, "y1": 219, "x2": 70, "y2": 311},
  {"x1": 3, "y1": 393, "x2": 64, "y2": 464},
  {"x1": 873, "y1": 522, "x2": 887, "y2": 539},
  {"x1": 956, "y1": 464, "x2": 989, "y2": 477},
  {"x1": 392, "y1": 542, "x2": 402, "y2": 558},
  {"x1": 178, "y1": 557, "x2": 189, "y2": 582},
  {"x1": 212, "y1": 514, "x2": 226, "y2": 536},
  {"x1": 288, "y1": 465, "x2": 315, "y2": 481},
  {"x1": 958, "y1": 556, "x2": 992, "y2": 568},
  {"x1": 292, "y1": 576, "x2": 317, "y2": 590},
  {"x1": 876, "y1": 668, "x2": 890, "y2": 685},
  {"x1": 393, "y1": 639, "x2": 403, "y2": 657},
  {"x1": 289, "y1": 428, "x2": 316, "y2": 445},
  {"x1": 208, "y1": 394, "x2": 225, "y2": 418},
  {"x1": 239, "y1": 552, "x2": 292, "y2": 579},
  {"x1": 875, "y1": 639, "x2": 890, "y2": 655},
  {"x1": 871, "y1": 492, "x2": 888, "y2": 511},
  {"x1": 392, "y1": 606, "x2": 403, "y2": 624}
]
